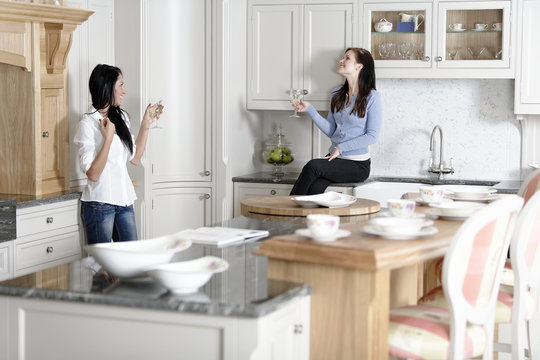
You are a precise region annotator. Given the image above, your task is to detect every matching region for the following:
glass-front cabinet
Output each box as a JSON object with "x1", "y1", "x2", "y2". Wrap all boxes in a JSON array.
[{"x1": 363, "y1": 1, "x2": 514, "y2": 78}]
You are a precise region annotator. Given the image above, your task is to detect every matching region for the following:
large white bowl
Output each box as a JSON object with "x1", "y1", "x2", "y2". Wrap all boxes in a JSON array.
[
  {"x1": 146, "y1": 256, "x2": 229, "y2": 294},
  {"x1": 84, "y1": 232, "x2": 192, "y2": 279}
]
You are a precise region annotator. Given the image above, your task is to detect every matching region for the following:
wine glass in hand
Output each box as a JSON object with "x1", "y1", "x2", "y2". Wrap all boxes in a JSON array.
[
  {"x1": 148, "y1": 100, "x2": 164, "y2": 129},
  {"x1": 288, "y1": 89, "x2": 307, "y2": 118}
]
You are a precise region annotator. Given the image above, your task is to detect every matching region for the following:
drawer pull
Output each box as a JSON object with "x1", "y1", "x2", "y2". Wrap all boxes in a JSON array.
[
  {"x1": 42, "y1": 131, "x2": 49, "y2": 138},
  {"x1": 203, "y1": 194, "x2": 211, "y2": 200},
  {"x1": 204, "y1": 170, "x2": 211, "y2": 176},
  {"x1": 294, "y1": 324, "x2": 303, "y2": 334},
  {"x1": 270, "y1": 190, "x2": 277, "y2": 195},
  {"x1": 46, "y1": 217, "x2": 54, "y2": 224},
  {"x1": 46, "y1": 246, "x2": 54, "y2": 253}
]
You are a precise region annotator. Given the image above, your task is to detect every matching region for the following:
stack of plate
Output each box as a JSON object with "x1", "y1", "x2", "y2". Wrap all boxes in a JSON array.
[
  {"x1": 445, "y1": 186, "x2": 499, "y2": 202},
  {"x1": 363, "y1": 217, "x2": 438, "y2": 240},
  {"x1": 291, "y1": 191, "x2": 357, "y2": 208},
  {"x1": 426, "y1": 201, "x2": 486, "y2": 221}
]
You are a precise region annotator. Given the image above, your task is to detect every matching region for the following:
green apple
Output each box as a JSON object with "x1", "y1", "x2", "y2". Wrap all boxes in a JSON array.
[{"x1": 271, "y1": 152, "x2": 282, "y2": 162}]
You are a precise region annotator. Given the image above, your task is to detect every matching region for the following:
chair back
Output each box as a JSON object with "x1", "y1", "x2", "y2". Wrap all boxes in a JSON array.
[
  {"x1": 511, "y1": 191, "x2": 540, "y2": 292},
  {"x1": 518, "y1": 169, "x2": 540, "y2": 204},
  {"x1": 442, "y1": 195, "x2": 523, "y2": 327}
]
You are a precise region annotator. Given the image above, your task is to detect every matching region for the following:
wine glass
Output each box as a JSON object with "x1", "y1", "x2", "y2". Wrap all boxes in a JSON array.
[
  {"x1": 414, "y1": 43, "x2": 424, "y2": 60},
  {"x1": 378, "y1": 43, "x2": 395, "y2": 59},
  {"x1": 447, "y1": 47, "x2": 460, "y2": 60},
  {"x1": 288, "y1": 89, "x2": 307, "y2": 118},
  {"x1": 148, "y1": 99, "x2": 164, "y2": 129},
  {"x1": 397, "y1": 42, "x2": 412, "y2": 60},
  {"x1": 467, "y1": 47, "x2": 486, "y2": 60}
]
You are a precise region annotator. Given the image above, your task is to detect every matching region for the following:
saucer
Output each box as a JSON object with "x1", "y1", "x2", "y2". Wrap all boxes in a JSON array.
[
  {"x1": 425, "y1": 208, "x2": 471, "y2": 221},
  {"x1": 472, "y1": 28, "x2": 488, "y2": 32},
  {"x1": 379, "y1": 211, "x2": 426, "y2": 219},
  {"x1": 449, "y1": 28, "x2": 466, "y2": 32},
  {"x1": 362, "y1": 225, "x2": 438, "y2": 240},
  {"x1": 415, "y1": 197, "x2": 453, "y2": 206},
  {"x1": 529, "y1": 164, "x2": 540, "y2": 169},
  {"x1": 295, "y1": 228, "x2": 351, "y2": 242},
  {"x1": 446, "y1": 194, "x2": 499, "y2": 202}
]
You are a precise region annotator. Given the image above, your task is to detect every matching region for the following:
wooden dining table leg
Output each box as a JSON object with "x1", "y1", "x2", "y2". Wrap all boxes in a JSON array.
[{"x1": 267, "y1": 258, "x2": 400, "y2": 360}]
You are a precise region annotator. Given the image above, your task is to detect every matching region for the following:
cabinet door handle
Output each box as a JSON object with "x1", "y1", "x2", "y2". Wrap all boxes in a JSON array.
[
  {"x1": 270, "y1": 190, "x2": 277, "y2": 195},
  {"x1": 46, "y1": 246, "x2": 54, "y2": 253},
  {"x1": 435, "y1": 56, "x2": 443, "y2": 62},
  {"x1": 204, "y1": 171, "x2": 211, "y2": 176},
  {"x1": 46, "y1": 217, "x2": 54, "y2": 224},
  {"x1": 42, "y1": 131, "x2": 49, "y2": 138},
  {"x1": 423, "y1": 56, "x2": 430, "y2": 62},
  {"x1": 294, "y1": 324, "x2": 303, "y2": 334},
  {"x1": 203, "y1": 194, "x2": 211, "y2": 200}
]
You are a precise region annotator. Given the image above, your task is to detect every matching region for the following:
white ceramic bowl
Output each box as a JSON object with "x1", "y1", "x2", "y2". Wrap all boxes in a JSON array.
[
  {"x1": 369, "y1": 217, "x2": 431, "y2": 235},
  {"x1": 85, "y1": 232, "x2": 192, "y2": 279},
  {"x1": 429, "y1": 201, "x2": 486, "y2": 217},
  {"x1": 146, "y1": 256, "x2": 229, "y2": 294},
  {"x1": 450, "y1": 187, "x2": 496, "y2": 199}
]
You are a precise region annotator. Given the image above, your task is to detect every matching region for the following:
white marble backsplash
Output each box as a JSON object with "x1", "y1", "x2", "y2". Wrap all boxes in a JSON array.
[{"x1": 261, "y1": 79, "x2": 521, "y2": 181}]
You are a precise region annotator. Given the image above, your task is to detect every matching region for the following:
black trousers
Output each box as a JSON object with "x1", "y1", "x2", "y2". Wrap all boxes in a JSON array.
[{"x1": 290, "y1": 158, "x2": 371, "y2": 195}]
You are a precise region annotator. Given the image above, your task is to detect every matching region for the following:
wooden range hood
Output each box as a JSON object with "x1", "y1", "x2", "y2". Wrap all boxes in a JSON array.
[{"x1": 0, "y1": 0, "x2": 93, "y2": 195}]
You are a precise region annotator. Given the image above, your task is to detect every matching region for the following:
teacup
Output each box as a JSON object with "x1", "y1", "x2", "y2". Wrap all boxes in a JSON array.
[
  {"x1": 492, "y1": 22, "x2": 502, "y2": 31},
  {"x1": 448, "y1": 23, "x2": 463, "y2": 31},
  {"x1": 387, "y1": 199, "x2": 416, "y2": 218},
  {"x1": 306, "y1": 214, "x2": 340, "y2": 240},
  {"x1": 419, "y1": 186, "x2": 445, "y2": 203},
  {"x1": 475, "y1": 23, "x2": 488, "y2": 31}
]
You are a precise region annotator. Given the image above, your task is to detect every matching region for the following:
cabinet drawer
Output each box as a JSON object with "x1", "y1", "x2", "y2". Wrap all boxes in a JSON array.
[
  {"x1": 17, "y1": 200, "x2": 79, "y2": 237},
  {"x1": 0, "y1": 242, "x2": 12, "y2": 281},
  {"x1": 14, "y1": 226, "x2": 80, "y2": 273}
]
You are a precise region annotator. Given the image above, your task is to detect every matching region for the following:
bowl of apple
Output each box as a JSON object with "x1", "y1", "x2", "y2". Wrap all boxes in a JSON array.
[{"x1": 262, "y1": 129, "x2": 294, "y2": 182}]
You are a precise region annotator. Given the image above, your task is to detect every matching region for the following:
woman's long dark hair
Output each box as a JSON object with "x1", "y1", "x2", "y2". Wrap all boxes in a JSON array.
[
  {"x1": 88, "y1": 64, "x2": 133, "y2": 154},
  {"x1": 330, "y1": 48, "x2": 376, "y2": 118}
]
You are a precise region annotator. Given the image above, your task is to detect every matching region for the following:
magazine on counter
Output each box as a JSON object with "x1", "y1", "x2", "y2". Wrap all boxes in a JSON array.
[{"x1": 180, "y1": 227, "x2": 269, "y2": 247}]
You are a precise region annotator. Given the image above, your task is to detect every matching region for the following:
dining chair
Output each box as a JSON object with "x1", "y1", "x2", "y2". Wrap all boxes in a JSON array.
[
  {"x1": 388, "y1": 195, "x2": 523, "y2": 359},
  {"x1": 518, "y1": 169, "x2": 540, "y2": 204}
]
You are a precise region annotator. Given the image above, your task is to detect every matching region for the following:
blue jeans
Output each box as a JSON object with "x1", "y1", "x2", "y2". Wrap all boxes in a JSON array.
[{"x1": 81, "y1": 201, "x2": 138, "y2": 244}]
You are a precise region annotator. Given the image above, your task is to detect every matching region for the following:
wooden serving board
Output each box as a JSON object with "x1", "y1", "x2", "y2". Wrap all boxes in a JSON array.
[{"x1": 241, "y1": 196, "x2": 380, "y2": 217}]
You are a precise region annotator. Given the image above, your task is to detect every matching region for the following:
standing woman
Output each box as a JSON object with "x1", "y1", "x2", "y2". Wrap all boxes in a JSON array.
[
  {"x1": 290, "y1": 48, "x2": 382, "y2": 195},
  {"x1": 74, "y1": 64, "x2": 162, "y2": 244}
]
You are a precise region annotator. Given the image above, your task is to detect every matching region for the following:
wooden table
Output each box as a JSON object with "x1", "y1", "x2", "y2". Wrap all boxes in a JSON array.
[
  {"x1": 241, "y1": 196, "x2": 380, "y2": 217},
  {"x1": 253, "y1": 209, "x2": 461, "y2": 360}
]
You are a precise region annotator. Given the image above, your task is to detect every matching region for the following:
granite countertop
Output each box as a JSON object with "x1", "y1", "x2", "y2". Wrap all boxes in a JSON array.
[
  {"x1": 0, "y1": 216, "x2": 313, "y2": 318},
  {"x1": 232, "y1": 172, "x2": 521, "y2": 194}
]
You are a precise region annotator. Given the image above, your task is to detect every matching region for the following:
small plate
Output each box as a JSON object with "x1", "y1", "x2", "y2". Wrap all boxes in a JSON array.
[
  {"x1": 291, "y1": 191, "x2": 357, "y2": 208},
  {"x1": 415, "y1": 197, "x2": 453, "y2": 206},
  {"x1": 378, "y1": 211, "x2": 426, "y2": 219},
  {"x1": 449, "y1": 28, "x2": 466, "y2": 32},
  {"x1": 295, "y1": 228, "x2": 351, "y2": 242},
  {"x1": 471, "y1": 28, "x2": 488, "y2": 32},
  {"x1": 425, "y1": 208, "x2": 471, "y2": 221},
  {"x1": 446, "y1": 193, "x2": 500, "y2": 202},
  {"x1": 529, "y1": 164, "x2": 540, "y2": 169},
  {"x1": 362, "y1": 225, "x2": 438, "y2": 240}
]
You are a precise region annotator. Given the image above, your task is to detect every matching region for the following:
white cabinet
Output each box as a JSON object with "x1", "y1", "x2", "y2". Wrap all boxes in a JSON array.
[
  {"x1": 151, "y1": 187, "x2": 212, "y2": 237},
  {"x1": 14, "y1": 200, "x2": 81, "y2": 278},
  {"x1": 514, "y1": 0, "x2": 540, "y2": 114},
  {"x1": 0, "y1": 242, "x2": 12, "y2": 282},
  {"x1": 115, "y1": 0, "x2": 214, "y2": 238},
  {"x1": 0, "y1": 294, "x2": 310, "y2": 360},
  {"x1": 247, "y1": 1, "x2": 355, "y2": 110},
  {"x1": 363, "y1": 0, "x2": 515, "y2": 78},
  {"x1": 233, "y1": 182, "x2": 354, "y2": 217}
]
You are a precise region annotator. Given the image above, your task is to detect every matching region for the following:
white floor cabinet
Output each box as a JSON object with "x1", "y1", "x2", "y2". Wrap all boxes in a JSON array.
[{"x1": 0, "y1": 294, "x2": 310, "y2": 360}]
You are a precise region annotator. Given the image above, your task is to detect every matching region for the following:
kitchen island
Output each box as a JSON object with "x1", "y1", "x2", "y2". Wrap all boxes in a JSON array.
[{"x1": 0, "y1": 216, "x2": 313, "y2": 360}]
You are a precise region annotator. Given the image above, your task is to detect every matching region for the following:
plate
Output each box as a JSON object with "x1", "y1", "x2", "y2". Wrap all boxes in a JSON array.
[
  {"x1": 428, "y1": 201, "x2": 486, "y2": 217},
  {"x1": 425, "y1": 208, "x2": 472, "y2": 221},
  {"x1": 471, "y1": 28, "x2": 488, "y2": 32},
  {"x1": 529, "y1": 164, "x2": 540, "y2": 169},
  {"x1": 295, "y1": 228, "x2": 351, "y2": 242},
  {"x1": 291, "y1": 191, "x2": 357, "y2": 208},
  {"x1": 415, "y1": 197, "x2": 453, "y2": 206},
  {"x1": 446, "y1": 193, "x2": 499, "y2": 202},
  {"x1": 449, "y1": 28, "x2": 466, "y2": 32},
  {"x1": 378, "y1": 211, "x2": 426, "y2": 219},
  {"x1": 362, "y1": 225, "x2": 438, "y2": 240}
]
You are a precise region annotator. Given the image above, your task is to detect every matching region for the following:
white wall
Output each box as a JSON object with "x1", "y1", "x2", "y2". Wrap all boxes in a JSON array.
[{"x1": 255, "y1": 79, "x2": 521, "y2": 181}]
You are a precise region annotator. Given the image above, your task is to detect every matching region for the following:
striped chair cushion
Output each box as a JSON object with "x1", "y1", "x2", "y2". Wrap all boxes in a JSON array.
[
  {"x1": 418, "y1": 285, "x2": 535, "y2": 323},
  {"x1": 389, "y1": 304, "x2": 487, "y2": 360},
  {"x1": 522, "y1": 173, "x2": 540, "y2": 204}
]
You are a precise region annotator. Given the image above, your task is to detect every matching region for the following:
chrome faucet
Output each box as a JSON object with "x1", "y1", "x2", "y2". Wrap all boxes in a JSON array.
[{"x1": 428, "y1": 125, "x2": 454, "y2": 180}]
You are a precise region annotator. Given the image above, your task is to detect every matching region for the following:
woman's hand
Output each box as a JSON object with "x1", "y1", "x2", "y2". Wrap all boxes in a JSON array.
[
  {"x1": 294, "y1": 99, "x2": 311, "y2": 112},
  {"x1": 327, "y1": 146, "x2": 341, "y2": 162},
  {"x1": 99, "y1": 117, "x2": 115, "y2": 140},
  {"x1": 142, "y1": 102, "x2": 164, "y2": 129}
]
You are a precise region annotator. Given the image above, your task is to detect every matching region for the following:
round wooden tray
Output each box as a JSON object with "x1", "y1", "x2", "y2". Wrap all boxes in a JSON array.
[{"x1": 241, "y1": 196, "x2": 380, "y2": 217}]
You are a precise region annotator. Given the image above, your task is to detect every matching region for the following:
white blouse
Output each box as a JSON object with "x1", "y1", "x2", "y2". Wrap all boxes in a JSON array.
[{"x1": 73, "y1": 107, "x2": 137, "y2": 206}]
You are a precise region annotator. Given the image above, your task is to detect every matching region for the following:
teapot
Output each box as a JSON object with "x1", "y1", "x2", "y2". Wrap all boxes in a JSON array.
[
  {"x1": 399, "y1": 13, "x2": 424, "y2": 32},
  {"x1": 374, "y1": 18, "x2": 392, "y2": 32}
]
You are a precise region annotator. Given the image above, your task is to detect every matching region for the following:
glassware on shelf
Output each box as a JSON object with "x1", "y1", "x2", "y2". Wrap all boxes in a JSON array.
[
  {"x1": 467, "y1": 47, "x2": 486, "y2": 60},
  {"x1": 494, "y1": 48, "x2": 503, "y2": 59},
  {"x1": 447, "y1": 47, "x2": 460, "y2": 60},
  {"x1": 262, "y1": 125, "x2": 295, "y2": 182},
  {"x1": 287, "y1": 89, "x2": 308, "y2": 118},
  {"x1": 378, "y1": 43, "x2": 395, "y2": 59},
  {"x1": 397, "y1": 42, "x2": 412, "y2": 60},
  {"x1": 414, "y1": 43, "x2": 424, "y2": 60}
]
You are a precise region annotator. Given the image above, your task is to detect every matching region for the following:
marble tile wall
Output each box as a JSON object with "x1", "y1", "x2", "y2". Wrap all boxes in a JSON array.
[{"x1": 262, "y1": 79, "x2": 521, "y2": 181}]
